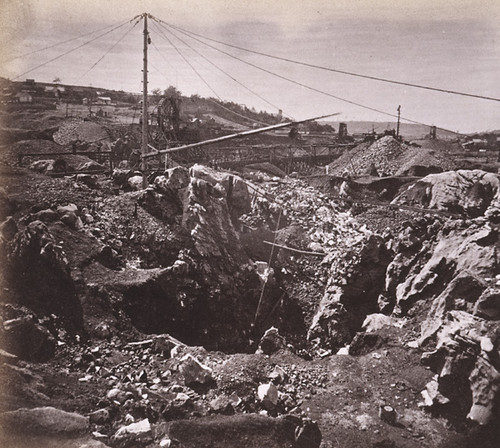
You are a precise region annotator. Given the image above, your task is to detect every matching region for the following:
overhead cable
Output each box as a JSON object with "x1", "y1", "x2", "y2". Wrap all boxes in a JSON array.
[
  {"x1": 75, "y1": 18, "x2": 140, "y2": 82},
  {"x1": 12, "y1": 19, "x2": 131, "y2": 80},
  {"x1": 153, "y1": 18, "x2": 293, "y2": 119},
  {"x1": 150, "y1": 24, "x2": 268, "y2": 127},
  {"x1": 157, "y1": 19, "x2": 462, "y2": 135},
  {"x1": 2, "y1": 20, "x2": 130, "y2": 64},
  {"x1": 150, "y1": 22, "x2": 223, "y2": 101},
  {"x1": 161, "y1": 19, "x2": 500, "y2": 103}
]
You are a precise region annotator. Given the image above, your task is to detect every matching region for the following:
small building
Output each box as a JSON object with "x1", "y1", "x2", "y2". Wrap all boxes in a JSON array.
[
  {"x1": 45, "y1": 86, "x2": 65, "y2": 98},
  {"x1": 96, "y1": 105, "x2": 114, "y2": 118},
  {"x1": 96, "y1": 96, "x2": 112, "y2": 105},
  {"x1": 14, "y1": 91, "x2": 33, "y2": 103}
]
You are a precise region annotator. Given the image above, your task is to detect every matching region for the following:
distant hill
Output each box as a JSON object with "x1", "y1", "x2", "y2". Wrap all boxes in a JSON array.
[{"x1": 320, "y1": 120, "x2": 459, "y2": 140}]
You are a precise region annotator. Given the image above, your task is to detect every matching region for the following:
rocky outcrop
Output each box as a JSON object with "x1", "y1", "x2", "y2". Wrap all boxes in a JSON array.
[
  {"x1": 393, "y1": 223, "x2": 498, "y2": 315},
  {"x1": 419, "y1": 311, "x2": 500, "y2": 424},
  {"x1": 4, "y1": 220, "x2": 83, "y2": 333},
  {"x1": 378, "y1": 209, "x2": 500, "y2": 425},
  {"x1": 82, "y1": 165, "x2": 264, "y2": 351},
  {"x1": 308, "y1": 235, "x2": 391, "y2": 349}
]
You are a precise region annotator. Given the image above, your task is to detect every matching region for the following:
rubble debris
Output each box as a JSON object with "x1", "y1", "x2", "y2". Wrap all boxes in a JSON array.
[{"x1": 53, "y1": 118, "x2": 109, "y2": 146}]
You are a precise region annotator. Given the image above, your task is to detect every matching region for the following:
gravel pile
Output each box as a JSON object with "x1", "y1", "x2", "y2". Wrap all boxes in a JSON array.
[
  {"x1": 327, "y1": 136, "x2": 458, "y2": 177},
  {"x1": 53, "y1": 119, "x2": 110, "y2": 145}
]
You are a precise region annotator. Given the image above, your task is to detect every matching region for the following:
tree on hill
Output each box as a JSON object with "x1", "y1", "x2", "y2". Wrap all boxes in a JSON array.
[
  {"x1": 151, "y1": 88, "x2": 162, "y2": 105},
  {"x1": 164, "y1": 86, "x2": 181, "y2": 99}
]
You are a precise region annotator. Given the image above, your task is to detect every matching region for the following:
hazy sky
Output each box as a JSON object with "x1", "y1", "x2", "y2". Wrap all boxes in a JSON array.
[{"x1": 1, "y1": 0, "x2": 499, "y2": 132}]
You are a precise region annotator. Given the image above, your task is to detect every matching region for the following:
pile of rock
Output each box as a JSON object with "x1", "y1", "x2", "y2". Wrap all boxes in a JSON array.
[
  {"x1": 326, "y1": 136, "x2": 458, "y2": 178},
  {"x1": 53, "y1": 119, "x2": 109, "y2": 145}
]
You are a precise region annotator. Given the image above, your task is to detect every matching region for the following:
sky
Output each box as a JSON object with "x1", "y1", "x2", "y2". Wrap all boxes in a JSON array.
[{"x1": 1, "y1": 0, "x2": 499, "y2": 133}]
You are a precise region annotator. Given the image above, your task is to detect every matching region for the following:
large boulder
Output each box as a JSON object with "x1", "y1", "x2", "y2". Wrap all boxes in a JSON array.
[
  {"x1": 393, "y1": 170, "x2": 500, "y2": 217},
  {"x1": 29, "y1": 158, "x2": 69, "y2": 174},
  {"x1": 0, "y1": 407, "x2": 88, "y2": 435},
  {"x1": 137, "y1": 188, "x2": 183, "y2": 224},
  {"x1": 76, "y1": 160, "x2": 106, "y2": 172},
  {"x1": 0, "y1": 216, "x2": 18, "y2": 241},
  {"x1": 179, "y1": 354, "x2": 214, "y2": 387},
  {"x1": 256, "y1": 327, "x2": 286, "y2": 355},
  {"x1": 189, "y1": 164, "x2": 251, "y2": 220},
  {"x1": 156, "y1": 414, "x2": 320, "y2": 448},
  {"x1": 474, "y1": 287, "x2": 500, "y2": 319},
  {"x1": 154, "y1": 166, "x2": 190, "y2": 192},
  {"x1": 112, "y1": 168, "x2": 133, "y2": 186},
  {"x1": 112, "y1": 418, "x2": 152, "y2": 447},
  {"x1": 257, "y1": 382, "x2": 279, "y2": 410}
]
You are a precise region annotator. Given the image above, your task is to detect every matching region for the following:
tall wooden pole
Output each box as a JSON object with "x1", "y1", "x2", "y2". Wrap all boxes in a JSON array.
[
  {"x1": 141, "y1": 13, "x2": 148, "y2": 188},
  {"x1": 396, "y1": 105, "x2": 401, "y2": 139}
]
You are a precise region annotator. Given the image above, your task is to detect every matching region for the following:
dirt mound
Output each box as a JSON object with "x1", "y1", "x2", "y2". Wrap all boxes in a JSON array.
[{"x1": 327, "y1": 136, "x2": 457, "y2": 177}]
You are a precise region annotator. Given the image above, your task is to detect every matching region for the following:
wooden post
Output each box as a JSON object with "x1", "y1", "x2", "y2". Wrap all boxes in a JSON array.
[
  {"x1": 141, "y1": 13, "x2": 149, "y2": 189},
  {"x1": 396, "y1": 105, "x2": 401, "y2": 139}
]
